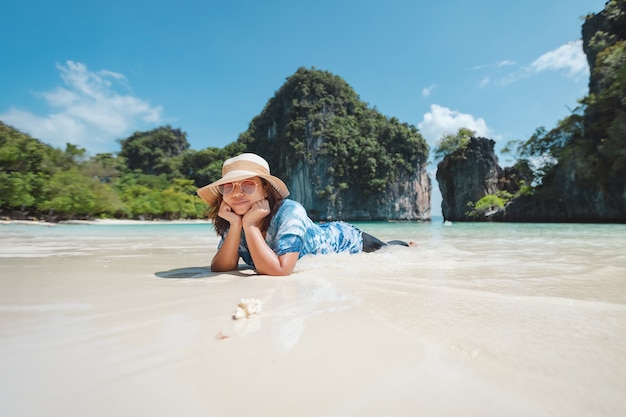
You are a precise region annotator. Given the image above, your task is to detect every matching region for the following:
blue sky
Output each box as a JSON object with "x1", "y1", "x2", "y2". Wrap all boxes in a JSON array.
[{"x1": 0, "y1": 0, "x2": 606, "y2": 214}]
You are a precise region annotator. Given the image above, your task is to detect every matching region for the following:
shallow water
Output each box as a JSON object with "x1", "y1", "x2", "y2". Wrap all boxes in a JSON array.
[
  {"x1": 1, "y1": 220, "x2": 625, "y2": 304},
  {"x1": 1, "y1": 221, "x2": 626, "y2": 416},
  {"x1": 2, "y1": 219, "x2": 625, "y2": 308}
]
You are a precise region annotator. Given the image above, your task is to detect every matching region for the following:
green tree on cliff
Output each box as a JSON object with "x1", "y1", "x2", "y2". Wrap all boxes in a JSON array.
[
  {"x1": 433, "y1": 128, "x2": 475, "y2": 161},
  {"x1": 237, "y1": 67, "x2": 429, "y2": 197}
]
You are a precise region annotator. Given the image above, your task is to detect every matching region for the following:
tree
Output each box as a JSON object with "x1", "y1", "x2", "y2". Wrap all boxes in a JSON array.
[
  {"x1": 502, "y1": 109, "x2": 585, "y2": 186},
  {"x1": 157, "y1": 179, "x2": 207, "y2": 219},
  {"x1": 0, "y1": 122, "x2": 67, "y2": 214},
  {"x1": 180, "y1": 142, "x2": 246, "y2": 188},
  {"x1": 0, "y1": 172, "x2": 43, "y2": 210},
  {"x1": 38, "y1": 169, "x2": 98, "y2": 219},
  {"x1": 433, "y1": 128, "x2": 474, "y2": 161},
  {"x1": 90, "y1": 181, "x2": 129, "y2": 218},
  {"x1": 118, "y1": 126, "x2": 190, "y2": 176},
  {"x1": 81, "y1": 153, "x2": 123, "y2": 183},
  {"x1": 237, "y1": 67, "x2": 429, "y2": 201}
]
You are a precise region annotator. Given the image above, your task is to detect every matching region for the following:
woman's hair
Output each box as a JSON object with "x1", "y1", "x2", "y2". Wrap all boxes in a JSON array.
[{"x1": 209, "y1": 178, "x2": 285, "y2": 236}]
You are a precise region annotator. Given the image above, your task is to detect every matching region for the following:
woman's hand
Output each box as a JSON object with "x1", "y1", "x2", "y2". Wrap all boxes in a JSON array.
[
  {"x1": 217, "y1": 201, "x2": 242, "y2": 226},
  {"x1": 242, "y1": 199, "x2": 271, "y2": 227}
]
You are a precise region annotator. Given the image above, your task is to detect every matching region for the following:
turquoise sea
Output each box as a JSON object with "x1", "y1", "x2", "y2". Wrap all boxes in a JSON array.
[
  {"x1": 1, "y1": 219, "x2": 626, "y2": 416},
  {"x1": 1, "y1": 219, "x2": 625, "y2": 271},
  {"x1": 2, "y1": 219, "x2": 625, "y2": 305},
  {"x1": 1, "y1": 219, "x2": 625, "y2": 269}
]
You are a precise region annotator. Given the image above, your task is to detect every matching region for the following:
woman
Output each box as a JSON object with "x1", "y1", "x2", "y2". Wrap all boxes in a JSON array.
[{"x1": 197, "y1": 153, "x2": 412, "y2": 276}]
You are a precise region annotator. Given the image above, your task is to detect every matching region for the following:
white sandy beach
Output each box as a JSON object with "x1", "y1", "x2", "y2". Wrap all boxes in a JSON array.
[{"x1": 1, "y1": 221, "x2": 625, "y2": 417}]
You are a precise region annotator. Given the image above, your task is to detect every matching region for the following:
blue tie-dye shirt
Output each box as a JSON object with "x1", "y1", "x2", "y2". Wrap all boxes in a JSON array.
[{"x1": 219, "y1": 199, "x2": 363, "y2": 267}]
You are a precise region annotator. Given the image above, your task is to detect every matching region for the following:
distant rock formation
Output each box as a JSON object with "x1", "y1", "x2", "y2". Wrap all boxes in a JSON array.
[
  {"x1": 435, "y1": 137, "x2": 529, "y2": 221},
  {"x1": 436, "y1": 138, "x2": 500, "y2": 221},
  {"x1": 437, "y1": 1, "x2": 626, "y2": 223},
  {"x1": 238, "y1": 67, "x2": 431, "y2": 221},
  {"x1": 285, "y1": 139, "x2": 431, "y2": 221}
]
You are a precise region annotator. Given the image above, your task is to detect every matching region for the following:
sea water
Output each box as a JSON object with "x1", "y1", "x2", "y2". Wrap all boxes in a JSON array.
[
  {"x1": 1, "y1": 220, "x2": 625, "y2": 286},
  {"x1": 2, "y1": 219, "x2": 624, "y2": 307},
  {"x1": 1, "y1": 220, "x2": 625, "y2": 415}
]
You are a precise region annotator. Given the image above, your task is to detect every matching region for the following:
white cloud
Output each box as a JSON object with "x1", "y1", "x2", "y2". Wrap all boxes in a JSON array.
[
  {"x1": 421, "y1": 84, "x2": 437, "y2": 97},
  {"x1": 0, "y1": 61, "x2": 163, "y2": 153},
  {"x1": 418, "y1": 104, "x2": 491, "y2": 145},
  {"x1": 529, "y1": 40, "x2": 589, "y2": 79},
  {"x1": 497, "y1": 60, "x2": 516, "y2": 67},
  {"x1": 501, "y1": 40, "x2": 589, "y2": 84},
  {"x1": 473, "y1": 60, "x2": 516, "y2": 71}
]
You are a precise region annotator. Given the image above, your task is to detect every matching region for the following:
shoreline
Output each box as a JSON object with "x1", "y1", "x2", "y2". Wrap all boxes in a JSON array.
[
  {"x1": 0, "y1": 218, "x2": 212, "y2": 226},
  {"x1": 1, "y1": 220, "x2": 625, "y2": 416}
]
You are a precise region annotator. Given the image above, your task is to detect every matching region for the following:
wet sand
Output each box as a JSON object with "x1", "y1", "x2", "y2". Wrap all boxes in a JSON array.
[{"x1": 1, "y1": 222, "x2": 625, "y2": 416}]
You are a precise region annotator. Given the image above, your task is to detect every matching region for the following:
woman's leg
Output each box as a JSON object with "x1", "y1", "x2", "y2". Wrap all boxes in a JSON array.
[
  {"x1": 362, "y1": 233, "x2": 414, "y2": 252},
  {"x1": 361, "y1": 232, "x2": 387, "y2": 252},
  {"x1": 386, "y1": 240, "x2": 410, "y2": 247}
]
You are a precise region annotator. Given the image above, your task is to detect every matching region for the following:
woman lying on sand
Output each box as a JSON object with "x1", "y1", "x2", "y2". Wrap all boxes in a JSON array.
[{"x1": 197, "y1": 153, "x2": 415, "y2": 276}]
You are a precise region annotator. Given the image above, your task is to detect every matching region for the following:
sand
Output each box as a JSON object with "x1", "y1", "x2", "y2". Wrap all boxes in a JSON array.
[{"x1": 1, "y1": 221, "x2": 625, "y2": 417}]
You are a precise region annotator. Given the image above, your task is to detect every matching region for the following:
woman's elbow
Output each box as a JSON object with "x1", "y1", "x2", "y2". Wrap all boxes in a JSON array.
[
  {"x1": 256, "y1": 268, "x2": 293, "y2": 276},
  {"x1": 210, "y1": 259, "x2": 238, "y2": 272}
]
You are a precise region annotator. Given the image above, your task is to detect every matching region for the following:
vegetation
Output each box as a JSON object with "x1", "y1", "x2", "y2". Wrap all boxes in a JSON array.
[
  {"x1": 563, "y1": 0, "x2": 625, "y2": 185},
  {"x1": 503, "y1": 8, "x2": 625, "y2": 193},
  {"x1": 238, "y1": 67, "x2": 429, "y2": 198},
  {"x1": 433, "y1": 128, "x2": 474, "y2": 161},
  {"x1": 465, "y1": 192, "x2": 509, "y2": 219},
  {"x1": 501, "y1": 107, "x2": 585, "y2": 187},
  {"x1": 0, "y1": 122, "x2": 213, "y2": 220},
  {"x1": 0, "y1": 69, "x2": 428, "y2": 220},
  {"x1": 4, "y1": 1, "x2": 624, "y2": 224},
  {"x1": 442, "y1": 0, "x2": 625, "y2": 221}
]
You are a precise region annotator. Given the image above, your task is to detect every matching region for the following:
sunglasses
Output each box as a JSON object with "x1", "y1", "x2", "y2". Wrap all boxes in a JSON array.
[{"x1": 218, "y1": 179, "x2": 258, "y2": 195}]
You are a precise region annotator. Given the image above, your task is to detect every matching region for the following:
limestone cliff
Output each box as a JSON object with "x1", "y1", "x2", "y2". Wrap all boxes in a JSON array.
[
  {"x1": 436, "y1": 138, "x2": 500, "y2": 221},
  {"x1": 437, "y1": 1, "x2": 625, "y2": 223},
  {"x1": 238, "y1": 67, "x2": 431, "y2": 221},
  {"x1": 289, "y1": 144, "x2": 431, "y2": 221},
  {"x1": 513, "y1": 0, "x2": 626, "y2": 222}
]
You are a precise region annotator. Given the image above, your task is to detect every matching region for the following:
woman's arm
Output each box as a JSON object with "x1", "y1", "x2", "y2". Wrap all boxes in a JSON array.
[
  {"x1": 210, "y1": 223, "x2": 243, "y2": 272},
  {"x1": 243, "y1": 199, "x2": 300, "y2": 276},
  {"x1": 211, "y1": 202, "x2": 243, "y2": 272},
  {"x1": 244, "y1": 224, "x2": 299, "y2": 275}
]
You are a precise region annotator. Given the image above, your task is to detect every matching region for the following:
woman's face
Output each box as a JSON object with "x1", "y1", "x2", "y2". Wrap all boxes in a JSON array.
[{"x1": 220, "y1": 176, "x2": 267, "y2": 215}]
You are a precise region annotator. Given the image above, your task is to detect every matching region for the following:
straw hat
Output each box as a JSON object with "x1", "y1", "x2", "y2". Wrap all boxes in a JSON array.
[{"x1": 196, "y1": 153, "x2": 290, "y2": 206}]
